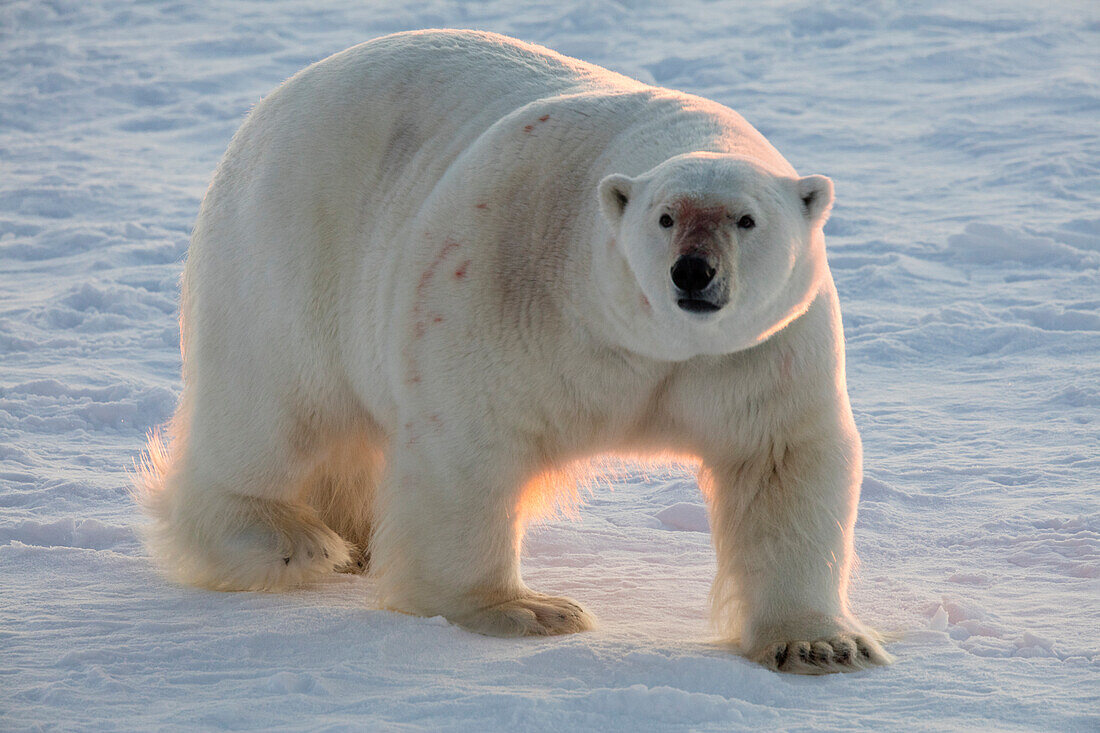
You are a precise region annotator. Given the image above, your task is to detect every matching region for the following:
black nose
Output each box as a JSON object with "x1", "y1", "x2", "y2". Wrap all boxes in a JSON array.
[{"x1": 670, "y1": 254, "x2": 716, "y2": 292}]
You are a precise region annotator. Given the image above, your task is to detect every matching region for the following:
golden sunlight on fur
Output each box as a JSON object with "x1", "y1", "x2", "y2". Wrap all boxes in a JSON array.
[{"x1": 516, "y1": 452, "x2": 703, "y2": 528}]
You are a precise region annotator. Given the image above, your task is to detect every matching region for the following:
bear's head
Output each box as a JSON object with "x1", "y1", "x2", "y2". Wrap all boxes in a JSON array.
[{"x1": 596, "y1": 152, "x2": 833, "y2": 360}]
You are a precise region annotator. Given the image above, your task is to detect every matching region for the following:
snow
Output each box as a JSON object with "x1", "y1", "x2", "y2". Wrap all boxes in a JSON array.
[{"x1": 2, "y1": 0, "x2": 1098, "y2": 730}]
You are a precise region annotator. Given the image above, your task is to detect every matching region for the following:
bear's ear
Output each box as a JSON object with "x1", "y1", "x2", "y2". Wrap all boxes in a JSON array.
[
  {"x1": 794, "y1": 174, "x2": 834, "y2": 227},
  {"x1": 598, "y1": 174, "x2": 634, "y2": 225}
]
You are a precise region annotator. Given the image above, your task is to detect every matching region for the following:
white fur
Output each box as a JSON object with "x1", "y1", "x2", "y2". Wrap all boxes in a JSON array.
[{"x1": 138, "y1": 30, "x2": 890, "y2": 673}]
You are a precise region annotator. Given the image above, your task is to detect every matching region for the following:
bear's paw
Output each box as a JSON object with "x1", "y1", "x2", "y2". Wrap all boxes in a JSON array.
[
  {"x1": 752, "y1": 632, "x2": 892, "y2": 675},
  {"x1": 456, "y1": 593, "x2": 596, "y2": 637},
  {"x1": 201, "y1": 499, "x2": 352, "y2": 591}
]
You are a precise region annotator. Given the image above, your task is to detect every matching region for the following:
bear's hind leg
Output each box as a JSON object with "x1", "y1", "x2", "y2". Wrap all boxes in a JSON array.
[{"x1": 139, "y1": 411, "x2": 351, "y2": 591}]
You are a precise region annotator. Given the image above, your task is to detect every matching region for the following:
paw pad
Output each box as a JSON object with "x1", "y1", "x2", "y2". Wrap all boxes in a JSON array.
[{"x1": 755, "y1": 633, "x2": 890, "y2": 674}]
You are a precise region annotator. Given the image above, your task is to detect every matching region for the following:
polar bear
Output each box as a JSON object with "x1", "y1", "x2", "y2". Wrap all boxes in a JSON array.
[{"x1": 138, "y1": 29, "x2": 891, "y2": 674}]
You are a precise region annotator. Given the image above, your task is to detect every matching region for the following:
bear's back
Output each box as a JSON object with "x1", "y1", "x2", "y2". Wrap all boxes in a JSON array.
[
  {"x1": 329, "y1": 29, "x2": 641, "y2": 100},
  {"x1": 247, "y1": 29, "x2": 646, "y2": 175}
]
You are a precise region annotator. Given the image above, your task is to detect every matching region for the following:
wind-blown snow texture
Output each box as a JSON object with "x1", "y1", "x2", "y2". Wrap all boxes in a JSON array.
[{"x1": 2, "y1": 1, "x2": 1098, "y2": 730}]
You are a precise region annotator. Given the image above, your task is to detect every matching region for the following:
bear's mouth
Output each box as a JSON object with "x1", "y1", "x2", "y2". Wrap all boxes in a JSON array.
[{"x1": 676, "y1": 297, "x2": 722, "y2": 314}]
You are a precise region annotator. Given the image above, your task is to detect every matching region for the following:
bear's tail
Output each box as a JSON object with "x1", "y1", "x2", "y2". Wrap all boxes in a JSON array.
[{"x1": 132, "y1": 424, "x2": 192, "y2": 583}]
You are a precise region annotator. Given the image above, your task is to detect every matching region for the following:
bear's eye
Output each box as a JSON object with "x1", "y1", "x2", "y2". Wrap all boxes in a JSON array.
[
  {"x1": 658, "y1": 214, "x2": 674, "y2": 229},
  {"x1": 737, "y1": 214, "x2": 755, "y2": 229}
]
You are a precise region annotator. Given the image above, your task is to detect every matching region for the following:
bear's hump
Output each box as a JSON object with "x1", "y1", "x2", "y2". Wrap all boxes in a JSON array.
[{"x1": 283, "y1": 29, "x2": 646, "y2": 116}]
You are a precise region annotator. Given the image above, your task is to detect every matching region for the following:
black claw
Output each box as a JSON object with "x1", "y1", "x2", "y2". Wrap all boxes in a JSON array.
[
  {"x1": 836, "y1": 647, "x2": 851, "y2": 664},
  {"x1": 283, "y1": 556, "x2": 291, "y2": 565},
  {"x1": 774, "y1": 645, "x2": 789, "y2": 669},
  {"x1": 856, "y1": 639, "x2": 872, "y2": 659},
  {"x1": 797, "y1": 645, "x2": 810, "y2": 662}
]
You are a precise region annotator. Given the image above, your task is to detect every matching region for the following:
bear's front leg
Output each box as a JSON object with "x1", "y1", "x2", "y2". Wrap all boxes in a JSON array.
[
  {"x1": 370, "y1": 422, "x2": 595, "y2": 637},
  {"x1": 704, "y1": 418, "x2": 891, "y2": 674}
]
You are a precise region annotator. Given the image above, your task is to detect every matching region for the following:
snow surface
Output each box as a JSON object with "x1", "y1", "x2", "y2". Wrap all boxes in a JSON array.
[{"x1": 2, "y1": 0, "x2": 1098, "y2": 730}]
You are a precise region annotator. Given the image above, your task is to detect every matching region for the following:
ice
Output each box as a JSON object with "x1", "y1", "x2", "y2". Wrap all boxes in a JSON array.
[{"x1": 2, "y1": 0, "x2": 1098, "y2": 730}]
